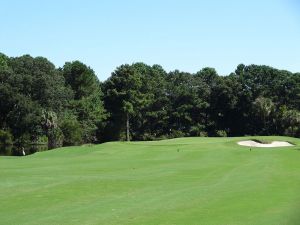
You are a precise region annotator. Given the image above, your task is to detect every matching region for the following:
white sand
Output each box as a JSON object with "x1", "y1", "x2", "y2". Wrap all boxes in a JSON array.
[{"x1": 238, "y1": 140, "x2": 294, "y2": 148}]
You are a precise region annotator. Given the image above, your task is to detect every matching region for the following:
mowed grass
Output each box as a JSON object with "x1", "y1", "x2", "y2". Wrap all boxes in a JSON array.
[{"x1": 1, "y1": 136, "x2": 300, "y2": 225}]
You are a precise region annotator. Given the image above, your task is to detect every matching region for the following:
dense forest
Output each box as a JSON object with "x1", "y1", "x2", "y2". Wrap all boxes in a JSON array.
[{"x1": 0, "y1": 53, "x2": 299, "y2": 155}]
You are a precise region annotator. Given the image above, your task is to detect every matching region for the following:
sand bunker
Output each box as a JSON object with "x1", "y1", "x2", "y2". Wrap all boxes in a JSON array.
[{"x1": 238, "y1": 140, "x2": 294, "y2": 148}]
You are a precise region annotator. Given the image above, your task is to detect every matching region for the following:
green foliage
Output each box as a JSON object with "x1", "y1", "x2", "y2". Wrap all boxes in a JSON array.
[
  {"x1": 279, "y1": 107, "x2": 300, "y2": 137},
  {"x1": 5, "y1": 94, "x2": 42, "y2": 140},
  {"x1": 167, "y1": 70, "x2": 210, "y2": 136},
  {"x1": 168, "y1": 129, "x2": 185, "y2": 138},
  {"x1": 1, "y1": 52, "x2": 300, "y2": 153},
  {"x1": 122, "y1": 101, "x2": 134, "y2": 114},
  {"x1": 60, "y1": 114, "x2": 82, "y2": 146},
  {"x1": 62, "y1": 61, "x2": 98, "y2": 100},
  {"x1": 103, "y1": 64, "x2": 143, "y2": 141},
  {"x1": 0, "y1": 130, "x2": 13, "y2": 155},
  {"x1": 189, "y1": 124, "x2": 206, "y2": 136},
  {"x1": 199, "y1": 131, "x2": 208, "y2": 137},
  {"x1": 63, "y1": 61, "x2": 107, "y2": 143},
  {"x1": 70, "y1": 93, "x2": 106, "y2": 143},
  {"x1": 252, "y1": 96, "x2": 275, "y2": 134},
  {"x1": 131, "y1": 63, "x2": 169, "y2": 140},
  {"x1": 47, "y1": 128, "x2": 63, "y2": 149},
  {"x1": 0, "y1": 53, "x2": 10, "y2": 71},
  {"x1": 215, "y1": 130, "x2": 228, "y2": 137},
  {"x1": 41, "y1": 110, "x2": 62, "y2": 149},
  {"x1": 35, "y1": 135, "x2": 48, "y2": 144},
  {"x1": 8, "y1": 55, "x2": 73, "y2": 112}
]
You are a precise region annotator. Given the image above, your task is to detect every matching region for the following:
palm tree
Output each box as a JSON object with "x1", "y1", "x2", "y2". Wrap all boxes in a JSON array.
[{"x1": 253, "y1": 97, "x2": 275, "y2": 134}]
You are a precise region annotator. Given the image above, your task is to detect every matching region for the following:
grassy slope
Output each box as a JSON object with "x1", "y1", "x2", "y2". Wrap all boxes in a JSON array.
[{"x1": 1, "y1": 136, "x2": 300, "y2": 225}]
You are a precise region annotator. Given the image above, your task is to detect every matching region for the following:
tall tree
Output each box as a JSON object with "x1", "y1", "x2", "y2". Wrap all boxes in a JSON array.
[
  {"x1": 131, "y1": 63, "x2": 169, "y2": 140},
  {"x1": 103, "y1": 64, "x2": 143, "y2": 141},
  {"x1": 62, "y1": 61, "x2": 107, "y2": 143},
  {"x1": 167, "y1": 70, "x2": 210, "y2": 137}
]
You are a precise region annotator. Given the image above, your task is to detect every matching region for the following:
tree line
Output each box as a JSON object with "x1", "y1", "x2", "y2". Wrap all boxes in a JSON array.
[{"x1": 0, "y1": 53, "x2": 299, "y2": 155}]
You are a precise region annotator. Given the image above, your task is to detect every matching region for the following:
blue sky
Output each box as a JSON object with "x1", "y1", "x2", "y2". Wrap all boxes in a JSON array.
[{"x1": 0, "y1": 0, "x2": 299, "y2": 80}]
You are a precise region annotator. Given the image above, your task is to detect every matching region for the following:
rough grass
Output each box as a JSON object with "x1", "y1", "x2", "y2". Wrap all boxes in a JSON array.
[{"x1": 1, "y1": 136, "x2": 300, "y2": 225}]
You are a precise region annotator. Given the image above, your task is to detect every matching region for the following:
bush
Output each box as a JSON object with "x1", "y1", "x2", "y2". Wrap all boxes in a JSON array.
[
  {"x1": 190, "y1": 124, "x2": 206, "y2": 137},
  {"x1": 215, "y1": 130, "x2": 227, "y2": 137},
  {"x1": 14, "y1": 133, "x2": 31, "y2": 146},
  {"x1": 284, "y1": 126, "x2": 300, "y2": 138},
  {"x1": 34, "y1": 135, "x2": 48, "y2": 145},
  {"x1": 136, "y1": 133, "x2": 156, "y2": 141},
  {"x1": 199, "y1": 131, "x2": 208, "y2": 137},
  {"x1": 169, "y1": 130, "x2": 185, "y2": 139},
  {"x1": 0, "y1": 130, "x2": 13, "y2": 155}
]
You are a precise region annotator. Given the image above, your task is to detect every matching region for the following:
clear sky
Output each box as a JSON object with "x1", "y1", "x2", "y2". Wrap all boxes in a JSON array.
[{"x1": 0, "y1": 0, "x2": 299, "y2": 80}]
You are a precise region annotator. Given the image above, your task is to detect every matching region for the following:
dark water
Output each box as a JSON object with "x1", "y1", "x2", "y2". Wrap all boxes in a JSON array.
[
  {"x1": 27, "y1": 144, "x2": 48, "y2": 154},
  {"x1": 0, "y1": 144, "x2": 13, "y2": 156},
  {"x1": 1, "y1": 144, "x2": 48, "y2": 156}
]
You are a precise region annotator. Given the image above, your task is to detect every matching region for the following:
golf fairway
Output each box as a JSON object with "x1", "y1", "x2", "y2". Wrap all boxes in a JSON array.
[{"x1": 1, "y1": 136, "x2": 300, "y2": 225}]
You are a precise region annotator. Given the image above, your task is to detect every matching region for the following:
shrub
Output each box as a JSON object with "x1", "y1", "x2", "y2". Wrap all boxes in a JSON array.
[
  {"x1": 190, "y1": 124, "x2": 206, "y2": 137},
  {"x1": 215, "y1": 130, "x2": 227, "y2": 137},
  {"x1": 169, "y1": 130, "x2": 185, "y2": 138},
  {"x1": 284, "y1": 126, "x2": 300, "y2": 138},
  {"x1": 199, "y1": 131, "x2": 208, "y2": 137},
  {"x1": 14, "y1": 133, "x2": 31, "y2": 146},
  {"x1": 137, "y1": 133, "x2": 156, "y2": 141},
  {"x1": 35, "y1": 135, "x2": 48, "y2": 145}
]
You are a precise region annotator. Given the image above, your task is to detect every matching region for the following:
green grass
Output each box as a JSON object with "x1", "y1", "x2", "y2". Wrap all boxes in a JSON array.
[{"x1": 1, "y1": 136, "x2": 300, "y2": 225}]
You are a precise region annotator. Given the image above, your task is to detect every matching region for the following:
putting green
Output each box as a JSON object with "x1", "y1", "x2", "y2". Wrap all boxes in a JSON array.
[{"x1": 1, "y1": 136, "x2": 300, "y2": 225}]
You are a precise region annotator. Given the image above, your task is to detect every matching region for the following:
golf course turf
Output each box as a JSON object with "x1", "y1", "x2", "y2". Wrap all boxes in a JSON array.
[{"x1": 1, "y1": 136, "x2": 300, "y2": 225}]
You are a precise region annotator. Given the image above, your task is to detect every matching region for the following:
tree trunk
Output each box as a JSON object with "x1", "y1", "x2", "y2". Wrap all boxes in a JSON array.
[{"x1": 126, "y1": 113, "x2": 130, "y2": 142}]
